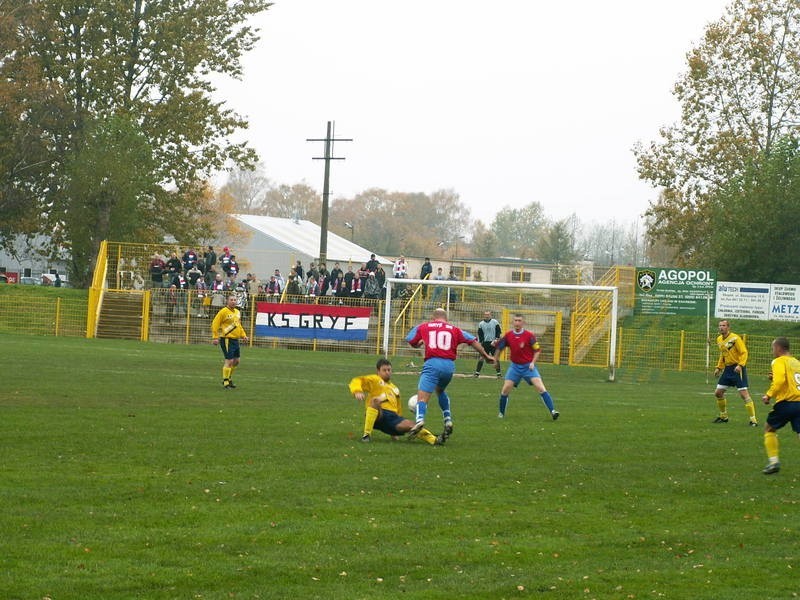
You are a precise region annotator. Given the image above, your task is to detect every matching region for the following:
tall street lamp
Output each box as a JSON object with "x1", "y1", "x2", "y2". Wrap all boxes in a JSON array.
[{"x1": 344, "y1": 222, "x2": 354, "y2": 241}]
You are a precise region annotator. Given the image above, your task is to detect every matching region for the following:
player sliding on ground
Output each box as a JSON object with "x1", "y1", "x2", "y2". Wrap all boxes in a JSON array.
[
  {"x1": 494, "y1": 314, "x2": 560, "y2": 420},
  {"x1": 405, "y1": 308, "x2": 495, "y2": 442},
  {"x1": 348, "y1": 358, "x2": 441, "y2": 445}
]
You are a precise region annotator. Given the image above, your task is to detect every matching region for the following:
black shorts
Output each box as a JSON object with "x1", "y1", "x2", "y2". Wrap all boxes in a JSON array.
[
  {"x1": 766, "y1": 400, "x2": 800, "y2": 433},
  {"x1": 219, "y1": 338, "x2": 241, "y2": 360},
  {"x1": 481, "y1": 342, "x2": 495, "y2": 356},
  {"x1": 717, "y1": 365, "x2": 748, "y2": 389},
  {"x1": 374, "y1": 410, "x2": 406, "y2": 436}
]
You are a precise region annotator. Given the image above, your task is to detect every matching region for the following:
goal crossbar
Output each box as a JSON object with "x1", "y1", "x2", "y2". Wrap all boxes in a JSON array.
[{"x1": 382, "y1": 277, "x2": 619, "y2": 380}]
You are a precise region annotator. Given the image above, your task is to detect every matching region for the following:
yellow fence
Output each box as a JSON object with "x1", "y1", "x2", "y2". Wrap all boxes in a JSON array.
[
  {"x1": 0, "y1": 293, "x2": 88, "y2": 337},
  {"x1": 616, "y1": 327, "x2": 776, "y2": 376},
  {"x1": 1, "y1": 286, "x2": 782, "y2": 376}
]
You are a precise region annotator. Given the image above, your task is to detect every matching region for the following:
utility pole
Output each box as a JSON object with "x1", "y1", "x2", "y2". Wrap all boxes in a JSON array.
[{"x1": 307, "y1": 121, "x2": 352, "y2": 266}]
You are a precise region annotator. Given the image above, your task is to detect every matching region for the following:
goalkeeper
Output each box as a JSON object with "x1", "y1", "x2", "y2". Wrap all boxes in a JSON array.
[
  {"x1": 348, "y1": 358, "x2": 441, "y2": 445},
  {"x1": 474, "y1": 310, "x2": 502, "y2": 378}
]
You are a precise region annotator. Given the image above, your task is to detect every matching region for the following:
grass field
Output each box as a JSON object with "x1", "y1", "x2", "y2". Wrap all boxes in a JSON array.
[{"x1": 2, "y1": 335, "x2": 798, "y2": 600}]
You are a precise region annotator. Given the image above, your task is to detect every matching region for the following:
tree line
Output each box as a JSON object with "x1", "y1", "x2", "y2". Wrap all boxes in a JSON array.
[
  {"x1": 219, "y1": 165, "x2": 647, "y2": 268},
  {"x1": 634, "y1": 0, "x2": 800, "y2": 283},
  {"x1": 3, "y1": 0, "x2": 797, "y2": 286}
]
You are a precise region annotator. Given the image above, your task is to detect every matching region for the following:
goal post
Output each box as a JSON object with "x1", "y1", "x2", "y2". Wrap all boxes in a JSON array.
[{"x1": 382, "y1": 277, "x2": 619, "y2": 381}]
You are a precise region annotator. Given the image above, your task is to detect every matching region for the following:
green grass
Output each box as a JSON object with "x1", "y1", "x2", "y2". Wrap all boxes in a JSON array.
[{"x1": 2, "y1": 335, "x2": 798, "y2": 599}]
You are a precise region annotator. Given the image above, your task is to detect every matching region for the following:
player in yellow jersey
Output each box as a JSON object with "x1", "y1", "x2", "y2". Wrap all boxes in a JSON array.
[
  {"x1": 712, "y1": 320, "x2": 758, "y2": 426},
  {"x1": 761, "y1": 337, "x2": 800, "y2": 474},
  {"x1": 211, "y1": 294, "x2": 248, "y2": 389},
  {"x1": 348, "y1": 358, "x2": 441, "y2": 445}
]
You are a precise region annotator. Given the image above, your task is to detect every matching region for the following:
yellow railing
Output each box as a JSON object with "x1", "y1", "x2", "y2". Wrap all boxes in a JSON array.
[
  {"x1": 0, "y1": 294, "x2": 88, "y2": 337},
  {"x1": 1, "y1": 285, "x2": 784, "y2": 375},
  {"x1": 86, "y1": 240, "x2": 109, "y2": 338}
]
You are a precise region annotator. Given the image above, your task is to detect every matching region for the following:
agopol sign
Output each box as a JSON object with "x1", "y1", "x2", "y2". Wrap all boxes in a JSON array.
[{"x1": 635, "y1": 268, "x2": 717, "y2": 316}]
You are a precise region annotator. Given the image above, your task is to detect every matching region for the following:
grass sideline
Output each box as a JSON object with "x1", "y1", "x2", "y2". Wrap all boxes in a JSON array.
[{"x1": 1, "y1": 335, "x2": 797, "y2": 600}]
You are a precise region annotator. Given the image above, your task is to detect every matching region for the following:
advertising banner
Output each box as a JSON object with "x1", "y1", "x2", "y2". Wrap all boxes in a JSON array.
[
  {"x1": 768, "y1": 284, "x2": 800, "y2": 322},
  {"x1": 255, "y1": 302, "x2": 372, "y2": 340},
  {"x1": 635, "y1": 268, "x2": 716, "y2": 316},
  {"x1": 715, "y1": 282, "x2": 800, "y2": 322},
  {"x1": 714, "y1": 282, "x2": 771, "y2": 320}
]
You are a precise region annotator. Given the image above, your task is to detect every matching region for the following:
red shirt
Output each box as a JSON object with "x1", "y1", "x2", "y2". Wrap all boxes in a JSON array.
[
  {"x1": 406, "y1": 320, "x2": 476, "y2": 360},
  {"x1": 497, "y1": 329, "x2": 540, "y2": 364}
]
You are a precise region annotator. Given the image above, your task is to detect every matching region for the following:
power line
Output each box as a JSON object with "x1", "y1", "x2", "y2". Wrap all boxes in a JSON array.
[{"x1": 306, "y1": 121, "x2": 352, "y2": 266}]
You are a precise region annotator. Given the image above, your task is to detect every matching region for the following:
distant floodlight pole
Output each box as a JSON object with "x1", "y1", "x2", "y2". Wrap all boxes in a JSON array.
[
  {"x1": 307, "y1": 121, "x2": 352, "y2": 266},
  {"x1": 344, "y1": 221, "x2": 354, "y2": 241}
]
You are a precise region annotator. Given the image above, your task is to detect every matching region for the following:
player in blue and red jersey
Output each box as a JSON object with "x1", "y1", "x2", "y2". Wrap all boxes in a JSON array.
[
  {"x1": 495, "y1": 313, "x2": 559, "y2": 420},
  {"x1": 405, "y1": 308, "x2": 495, "y2": 441}
]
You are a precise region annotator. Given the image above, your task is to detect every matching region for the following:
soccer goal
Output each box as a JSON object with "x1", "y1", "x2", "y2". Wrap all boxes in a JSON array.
[{"x1": 382, "y1": 277, "x2": 620, "y2": 381}]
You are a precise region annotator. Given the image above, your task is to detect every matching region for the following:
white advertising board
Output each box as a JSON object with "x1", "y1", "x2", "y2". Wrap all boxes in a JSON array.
[
  {"x1": 768, "y1": 284, "x2": 800, "y2": 322},
  {"x1": 715, "y1": 281, "x2": 800, "y2": 322}
]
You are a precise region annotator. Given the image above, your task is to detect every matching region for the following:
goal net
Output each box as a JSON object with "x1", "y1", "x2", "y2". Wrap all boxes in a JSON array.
[{"x1": 382, "y1": 277, "x2": 619, "y2": 381}]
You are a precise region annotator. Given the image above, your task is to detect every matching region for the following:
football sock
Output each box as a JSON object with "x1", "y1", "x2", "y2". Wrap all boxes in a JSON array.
[
  {"x1": 495, "y1": 363, "x2": 502, "y2": 374},
  {"x1": 744, "y1": 399, "x2": 756, "y2": 421},
  {"x1": 540, "y1": 391, "x2": 555, "y2": 413},
  {"x1": 222, "y1": 366, "x2": 232, "y2": 382},
  {"x1": 499, "y1": 394, "x2": 509, "y2": 415},
  {"x1": 716, "y1": 397, "x2": 728, "y2": 417},
  {"x1": 764, "y1": 431, "x2": 779, "y2": 462},
  {"x1": 415, "y1": 400, "x2": 428, "y2": 423},
  {"x1": 419, "y1": 428, "x2": 437, "y2": 445},
  {"x1": 437, "y1": 392, "x2": 452, "y2": 421},
  {"x1": 475, "y1": 360, "x2": 483, "y2": 373},
  {"x1": 364, "y1": 406, "x2": 379, "y2": 436}
]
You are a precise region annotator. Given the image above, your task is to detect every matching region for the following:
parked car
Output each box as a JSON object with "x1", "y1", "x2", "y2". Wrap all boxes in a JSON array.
[
  {"x1": 19, "y1": 276, "x2": 41, "y2": 285},
  {"x1": 0, "y1": 274, "x2": 7, "y2": 283}
]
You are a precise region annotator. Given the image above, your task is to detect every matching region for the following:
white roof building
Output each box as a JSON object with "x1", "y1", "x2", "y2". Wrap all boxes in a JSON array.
[{"x1": 226, "y1": 214, "x2": 392, "y2": 278}]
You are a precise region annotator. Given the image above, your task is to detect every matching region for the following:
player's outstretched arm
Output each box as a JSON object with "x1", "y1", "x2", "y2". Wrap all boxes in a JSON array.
[{"x1": 471, "y1": 339, "x2": 494, "y2": 363}]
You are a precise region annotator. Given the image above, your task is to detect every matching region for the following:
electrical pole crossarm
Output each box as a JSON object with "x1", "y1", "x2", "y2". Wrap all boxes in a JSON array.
[{"x1": 306, "y1": 121, "x2": 352, "y2": 267}]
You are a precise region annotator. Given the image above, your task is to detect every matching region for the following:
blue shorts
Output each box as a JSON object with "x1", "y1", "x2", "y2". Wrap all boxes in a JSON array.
[
  {"x1": 504, "y1": 362, "x2": 541, "y2": 387},
  {"x1": 717, "y1": 365, "x2": 748, "y2": 389},
  {"x1": 219, "y1": 338, "x2": 241, "y2": 360},
  {"x1": 766, "y1": 401, "x2": 800, "y2": 433},
  {"x1": 374, "y1": 410, "x2": 406, "y2": 436},
  {"x1": 418, "y1": 358, "x2": 455, "y2": 393}
]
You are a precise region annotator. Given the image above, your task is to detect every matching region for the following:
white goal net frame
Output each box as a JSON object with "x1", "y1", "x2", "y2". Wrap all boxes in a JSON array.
[{"x1": 382, "y1": 277, "x2": 620, "y2": 381}]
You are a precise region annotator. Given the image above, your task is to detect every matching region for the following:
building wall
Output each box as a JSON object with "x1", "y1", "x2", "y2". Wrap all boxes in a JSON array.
[{"x1": 402, "y1": 256, "x2": 552, "y2": 285}]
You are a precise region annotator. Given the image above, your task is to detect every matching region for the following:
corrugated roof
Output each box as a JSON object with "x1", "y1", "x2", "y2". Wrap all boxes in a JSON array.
[{"x1": 232, "y1": 214, "x2": 392, "y2": 265}]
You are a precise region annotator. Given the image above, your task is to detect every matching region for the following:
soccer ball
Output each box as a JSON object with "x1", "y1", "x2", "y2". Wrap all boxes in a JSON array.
[{"x1": 407, "y1": 394, "x2": 418, "y2": 412}]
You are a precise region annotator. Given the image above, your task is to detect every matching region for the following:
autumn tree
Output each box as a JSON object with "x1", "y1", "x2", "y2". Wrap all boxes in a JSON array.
[
  {"x1": 539, "y1": 218, "x2": 578, "y2": 265},
  {"x1": 705, "y1": 137, "x2": 800, "y2": 282},
  {"x1": 329, "y1": 188, "x2": 472, "y2": 257},
  {"x1": 634, "y1": 0, "x2": 800, "y2": 264},
  {"x1": 469, "y1": 221, "x2": 498, "y2": 258},
  {"x1": 263, "y1": 183, "x2": 320, "y2": 220},
  {"x1": 0, "y1": 0, "x2": 271, "y2": 285},
  {"x1": 490, "y1": 202, "x2": 548, "y2": 258},
  {"x1": 220, "y1": 163, "x2": 271, "y2": 213}
]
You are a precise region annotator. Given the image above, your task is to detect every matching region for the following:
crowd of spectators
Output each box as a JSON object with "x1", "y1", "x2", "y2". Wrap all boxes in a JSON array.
[{"x1": 149, "y1": 247, "x2": 458, "y2": 325}]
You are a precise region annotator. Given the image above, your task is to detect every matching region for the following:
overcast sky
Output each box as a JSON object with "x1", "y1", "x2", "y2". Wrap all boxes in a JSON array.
[{"x1": 215, "y1": 0, "x2": 731, "y2": 228}]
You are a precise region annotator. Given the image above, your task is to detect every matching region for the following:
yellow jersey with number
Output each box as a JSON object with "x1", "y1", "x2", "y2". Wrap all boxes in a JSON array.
[
  {"x1": 348, "y1": 374, "x2": 402, "y2": 416},
  {"x1": 766, "y1": 355, "x2": 800, "y2": 403}
]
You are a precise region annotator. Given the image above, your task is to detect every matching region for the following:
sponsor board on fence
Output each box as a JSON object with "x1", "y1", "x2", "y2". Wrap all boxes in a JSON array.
[
  {"x1": 715, "y1": 282, "x2": 800, "y2": 322},
  {"x1": 255, "y1": 302, "x2": 372, "y2": 340},
  {"x1": 635, "y1": 268, "x2": 716, "y2": 316}
]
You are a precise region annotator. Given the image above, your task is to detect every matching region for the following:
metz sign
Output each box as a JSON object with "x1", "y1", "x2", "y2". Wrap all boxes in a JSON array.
[{"x1": 635, "y1": 268, "x2": 717, "y2": 316}]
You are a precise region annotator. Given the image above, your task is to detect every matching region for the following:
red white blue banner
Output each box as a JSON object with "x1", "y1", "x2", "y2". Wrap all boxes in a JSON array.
[{"x1": 255, "y1": 302, "x2": 373, "y2": 340}]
